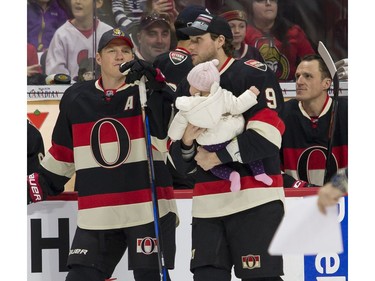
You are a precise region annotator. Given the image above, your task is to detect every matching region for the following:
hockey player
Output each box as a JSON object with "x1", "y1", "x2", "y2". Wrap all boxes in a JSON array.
[
  {"x1": 168, "y1": 14, "x2": 286, "y2": 281},
  {"x1": 168, "y1": 59, "x2": 273, "y2": 191},
  {"x1": 27, "y1": 120, "x2": 45, "y2": 175},
  {"x1": 153, "y1": 4, "x2": 210, "y2": 189},
  {"x1": 280, "y1": 54, "x2": 348, "y2": 187},
  {"x1": 27, "y1": 28, "x2": 178, "y2": 281}
]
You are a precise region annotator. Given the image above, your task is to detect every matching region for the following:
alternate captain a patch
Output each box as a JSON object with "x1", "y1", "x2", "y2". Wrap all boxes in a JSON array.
[
  {"x1": 244, "y1": 59, "x2": 268, "y2": 72},
  {"x1": 169, "y1": 51, "x2": 188, "y2": 65}
]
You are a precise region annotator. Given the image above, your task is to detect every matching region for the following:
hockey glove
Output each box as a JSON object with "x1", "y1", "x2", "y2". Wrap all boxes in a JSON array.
[
  {"x1": 283, "y1": 173, "x2": 319, "y2": 188},
  {"x1": 27, "y1": 173, "x2": 46, "y2": 204},
  {"x1": 335, "y1": 58, "x2": 348, "y2": 80},
  {"x1": 120, "y1": 59, "x2": 166, "y2": 90},
  {"x1": 290, "y1": 180, "x2": 317, "y2": 188}
]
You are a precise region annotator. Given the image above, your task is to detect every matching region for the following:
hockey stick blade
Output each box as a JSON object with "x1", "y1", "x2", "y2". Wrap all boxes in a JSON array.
[{"x1": 318, "y1": 41, "x2": 337, "y2": 80}]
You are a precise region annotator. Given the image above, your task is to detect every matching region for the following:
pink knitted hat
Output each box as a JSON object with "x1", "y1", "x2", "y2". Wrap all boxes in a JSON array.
[{"x1": 187, "y1": 59, "x2": 220, "y2": 92}]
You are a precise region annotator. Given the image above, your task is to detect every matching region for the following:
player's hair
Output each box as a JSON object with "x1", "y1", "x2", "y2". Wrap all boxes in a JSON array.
[
  {"x1": 301, "y1": 54, "x2": 331, "y2": 80},
  {"x1": 210, "y1": 33, "x2": 234, "y2": 57}
]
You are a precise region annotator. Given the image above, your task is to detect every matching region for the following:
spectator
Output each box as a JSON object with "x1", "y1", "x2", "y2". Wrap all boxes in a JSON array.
[
  {"x1": 111, "y1": 0, "x2": 176, "y2": 38},
  {"x1": 134, "y1": 12, "x2": 172, "y2": 63},
  {"x1": 45, "y1": 0, "x2": 112, "y2": 82},
  {"x1": 317, "y1": 167, "x2": 348, "y2": 214},
  {"x1": 27, "y1": 28, "x2": 178, "y2": 281},
  {"x1": 280, "y1": 54, "x2": 348, "y2": 187},
  {"x1": 27, "y1": 0, "x2": 69, "y2": 52},
  {"x1": 27, "y1": 120, "x2": 45, "y2": 175},
  {"x1": 169, "y1": 14, "x2": 286, "y2": 280},
  {"x1": 168, "y1": 58, "x2": 273, "y2": 191},
  {"x1": 27, "y1": 43, "x2": 42, "y2": 76},
  {"x1": 241, "y1": 0, "x2": 315, "y2": 81},
  {"x1": 147, "y1": 0, "x2": 179, "y2": 23},
  {"x1": 96, "y1": 0, "x2": 116, "y2": 27},
  {"x1": 27, "y1": 43, "x2": 44, "y2": 85},
  {"x1": 28, "y1": 42, "x2": 71, "y2": 85},
  {"x1": 174, "y1": 0, "x2": 205, "y2": 12},
  {"x1": 219, "y1": 6, "x2": 264, "y2": 61},
  {"x1": 153, "y1": 4, "x2": 210, "y2": 189},
  {"x1": 112, "y1": 0, "x2": 147, "y2": 32}
]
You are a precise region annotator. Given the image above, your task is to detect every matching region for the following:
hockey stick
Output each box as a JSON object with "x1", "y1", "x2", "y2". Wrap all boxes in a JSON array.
[
  {"x1": 92, "y1": 0, "x2": 98, "y2": 79},
  {"x1": 317, "y1": 41, "x2": 340, "y2": 184},
  {"x1": 139, "y1": 76, "x2": 168, "y2": 281}
]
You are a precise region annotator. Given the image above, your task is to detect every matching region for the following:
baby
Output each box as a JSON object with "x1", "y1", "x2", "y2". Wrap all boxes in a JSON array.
[{"x1": 168, "y1": 59, "x2": 273, "y2": 191}]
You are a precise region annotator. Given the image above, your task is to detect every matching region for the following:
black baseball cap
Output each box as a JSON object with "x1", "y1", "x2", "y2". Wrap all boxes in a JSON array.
[
  {"x1": 179, "y1": 14, "x2": 233, "y2": 40},
  {"x1": 176, "y1": 5, "x2": 210, "y2": 27},
  {"x1": 175, "y1": 5, "x2": 210, "y2": 40},
  {"x1": 98, "y1": 28, "x2": 133, "y2": 52},
  {"x1": 139, "y1": 13, "x2": 171, "y2": 30}
]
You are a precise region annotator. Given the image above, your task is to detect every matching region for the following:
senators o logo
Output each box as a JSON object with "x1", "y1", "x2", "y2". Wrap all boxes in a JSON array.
[
  {"x1": 91, "y1": 118, "x2": 130, "y2": 168},
  {"x1": 245, "y1": 255, "x2": 257, "y2": 268},
  {"x1": 297, "y1": 146, "x2": 338, "y2": 181},
  {"x1": 242, "y1": 254, "x2": 261, "y2": 269},
  {"x1": 138, "y1": 237, "x2": 157, "y2": 255}
]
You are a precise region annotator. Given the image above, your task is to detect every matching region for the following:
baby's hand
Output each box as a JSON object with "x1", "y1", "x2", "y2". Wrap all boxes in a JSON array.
[{"x1": 249, "y1": 86, "x2": 260, "y2": 96}]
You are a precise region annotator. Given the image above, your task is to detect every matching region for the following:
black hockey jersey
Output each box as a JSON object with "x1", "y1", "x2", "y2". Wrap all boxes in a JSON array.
[
  {"x1": 280, "y1": 96, "x2": 348, "y2": 186},
  {"x1": 169, "y1": 57, "x2": 286, "y2": 218},
  {"x1": 154, "y1": 47, "x2": 196, "y2": 189},
  {"x1": 27, "y1": 120, "x2": 45, "y2": 174},
  {"x1": 153, "y1": 47, "x2": 193, "y2": 94},
  {"x1": 38, "y1": 79, "x2": 177, "y2": 229}
]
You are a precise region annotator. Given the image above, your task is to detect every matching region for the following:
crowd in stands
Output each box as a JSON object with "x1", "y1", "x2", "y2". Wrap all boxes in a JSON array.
[{"x1": 27, "y1": 0, "x2": 347, "y2": 85}]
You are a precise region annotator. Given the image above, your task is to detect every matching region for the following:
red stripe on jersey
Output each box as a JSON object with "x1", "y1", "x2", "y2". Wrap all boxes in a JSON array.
[
  {"x1": 282, "y1": 145, "x2": 348, "y2": 170},
  {"x1": 166, "y1": 138, "x2": 172, "y2": 150},
  {"x1": 48, "y1": 141, "x2": 74, "y2": 162},
  {"x1": 72, "y1": 116, "x2": 145, "y2": 147},
  {"x1": 247, "y1": 108, "x2": 285, "y2": 135},
  {"x1": 193, "y1": 175, "x2": 283, "y2": 196},
  {"x1": 78, "y1": 186, "x2": 174, "y2": 209}
]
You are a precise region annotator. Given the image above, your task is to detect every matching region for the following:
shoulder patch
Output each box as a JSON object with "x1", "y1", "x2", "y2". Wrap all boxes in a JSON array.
[
  {"x1": 169, "y1": 51, "x2": 188, "y2": 65},
  {"x1": 244, "y1": 59, "x2": 268, "y2": 72}
]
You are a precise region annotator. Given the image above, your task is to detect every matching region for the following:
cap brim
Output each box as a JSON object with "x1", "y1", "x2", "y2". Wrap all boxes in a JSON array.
[
  {"x1": 119, "y1": 37, "x2": 134, "y2": 48},
  {"x1": 179, "y1": 26, "x2": 207, "y2": 36},
  {"x1": 109, "y1": 36, "x2": 134, "y2": 49},
  {"x1": 142, "y1": 20, "x2": 170, "y2": 30},
  {"x1": 98, "y1": 36, "x2": 133, "y2": 53}
]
